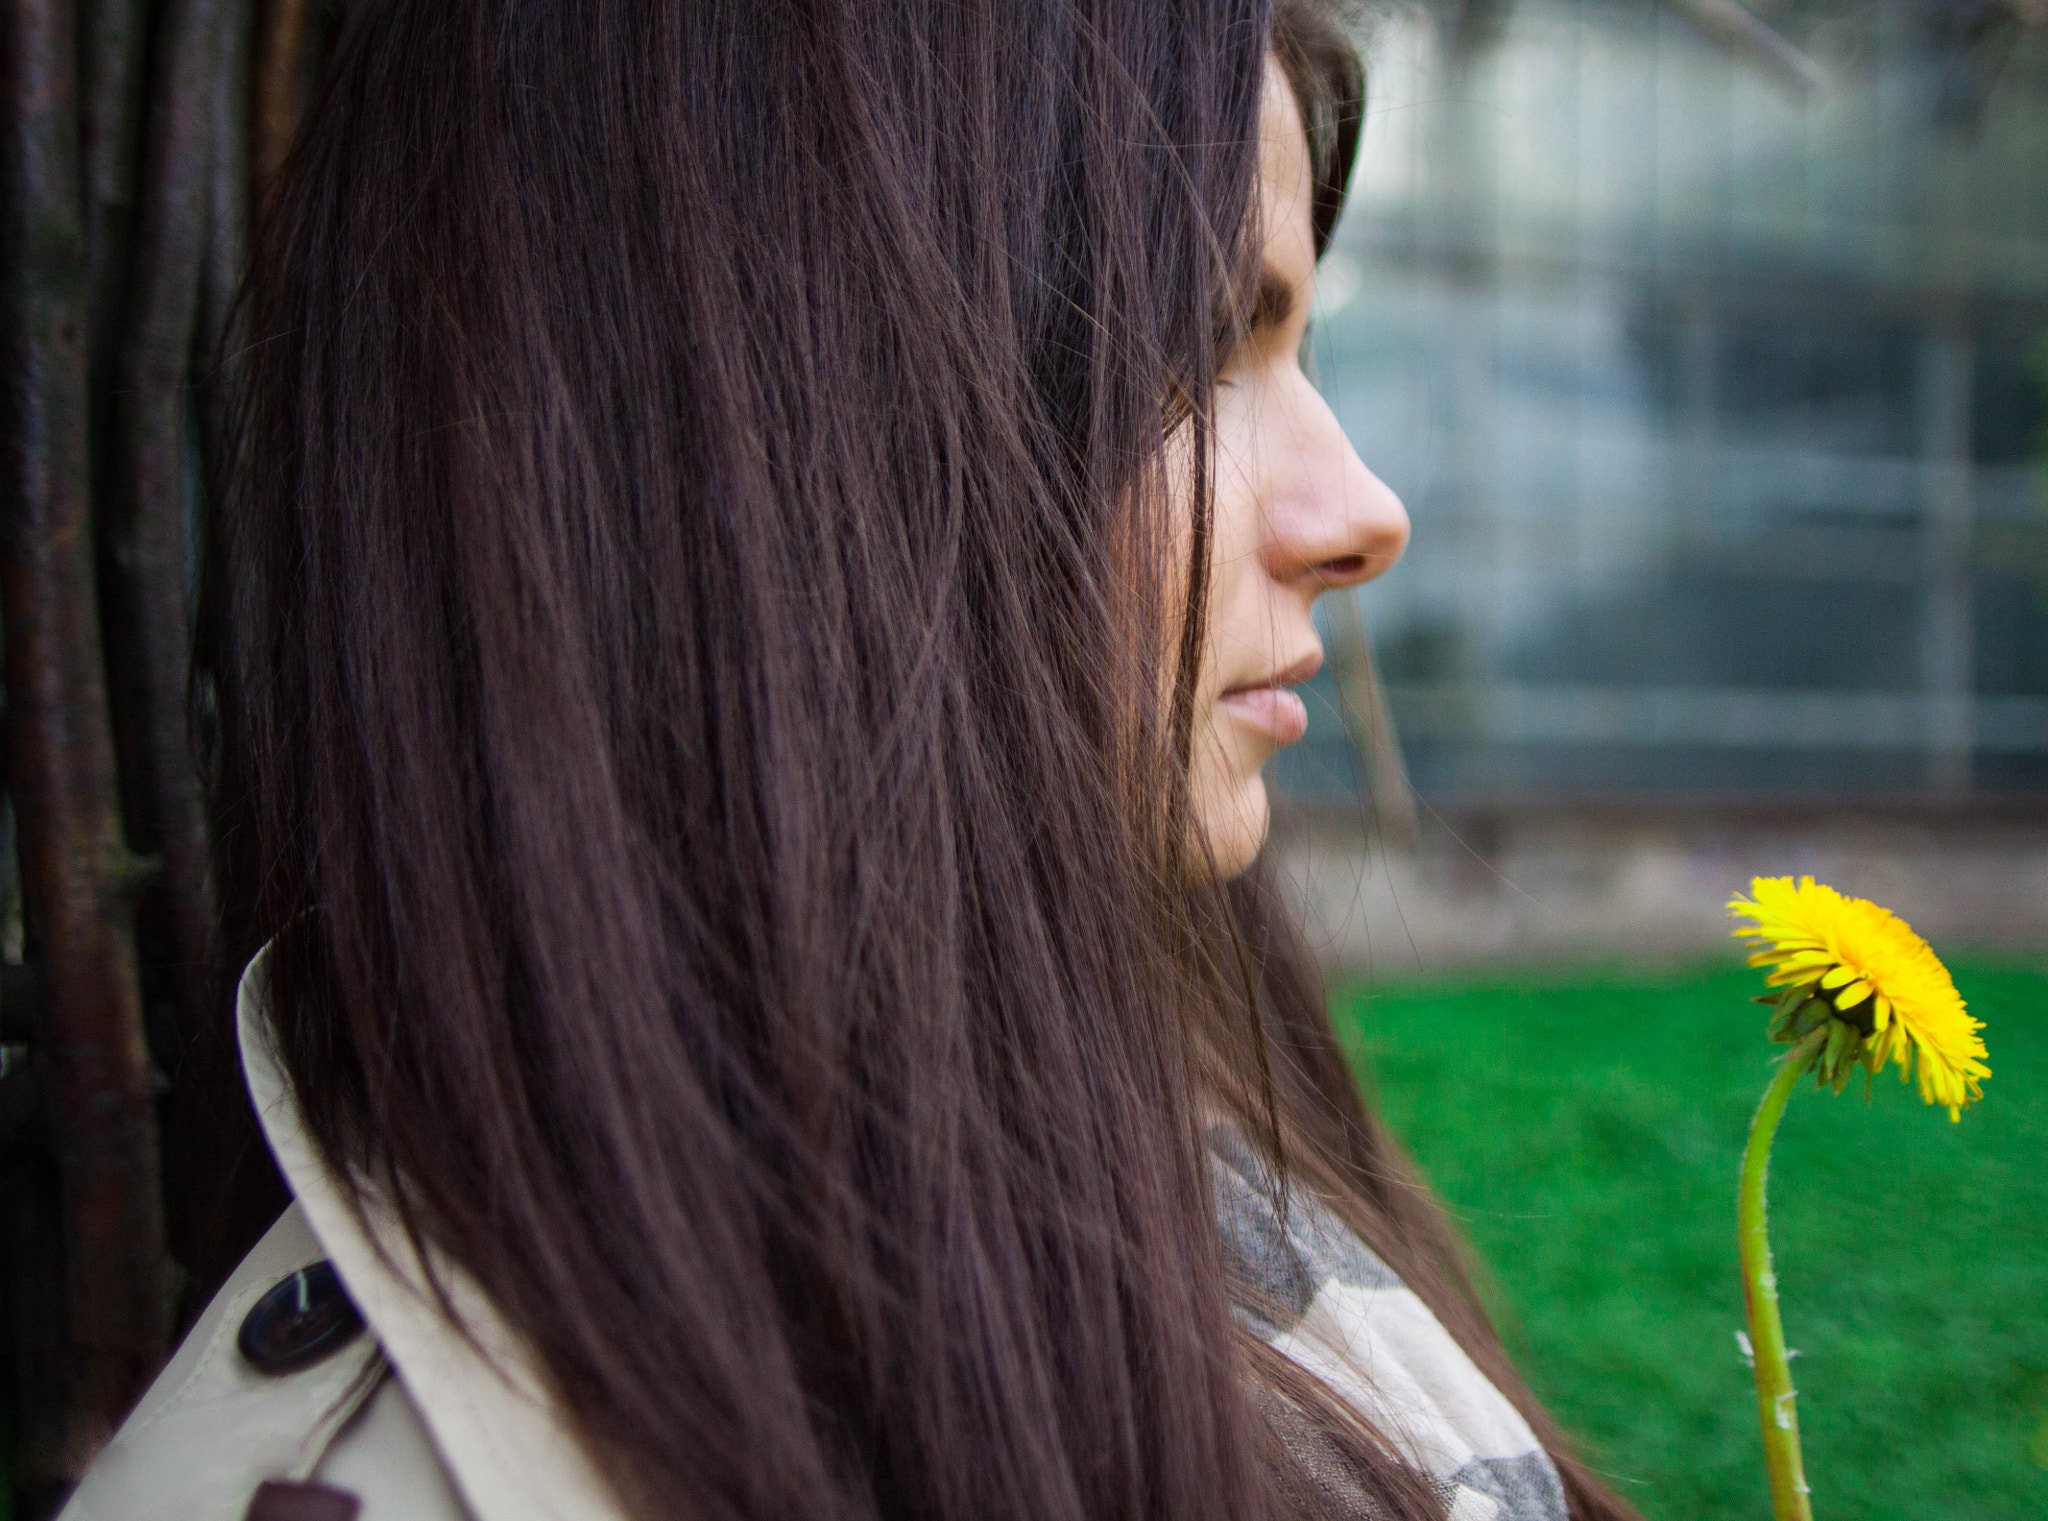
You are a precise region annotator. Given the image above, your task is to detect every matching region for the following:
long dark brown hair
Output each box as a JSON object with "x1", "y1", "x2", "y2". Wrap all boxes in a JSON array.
[{"x1": 199, "y1": 2, "x2": 1639, "y2": 1517}]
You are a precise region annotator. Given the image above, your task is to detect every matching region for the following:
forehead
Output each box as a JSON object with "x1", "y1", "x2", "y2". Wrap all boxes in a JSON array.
[{"x1": 1255, "y1": 57, "x2": 1316, "y2": 291}]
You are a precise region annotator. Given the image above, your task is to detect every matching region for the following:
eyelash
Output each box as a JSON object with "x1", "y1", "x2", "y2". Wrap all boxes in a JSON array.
[{"x1": 1218, "y1": 316, "x2": 1310, "y2": 377}]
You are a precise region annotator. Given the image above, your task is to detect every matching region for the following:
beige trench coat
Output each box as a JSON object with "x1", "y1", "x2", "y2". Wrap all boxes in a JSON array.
[
  {"x1": 63, "y1": 958, "x2": 1563, "y2": 1521},
  {"x1": 60, "y1": 947, "x2": 624, "y2": 1521}
]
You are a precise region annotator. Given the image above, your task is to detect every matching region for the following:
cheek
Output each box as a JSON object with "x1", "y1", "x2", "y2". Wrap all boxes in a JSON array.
[
  {"x1": 1149, "y1": 426, "x2": 1198, "y2": 733},
  {"x1": 1188, "y1": 729, "x2": 1270, "y2": 878},
  {"x1": 1199, "y1": 387, "x2": 1276, "y2": 682},
  {"x1": 1183, "y1": 374, "x2": 1299, "y2": 878}
]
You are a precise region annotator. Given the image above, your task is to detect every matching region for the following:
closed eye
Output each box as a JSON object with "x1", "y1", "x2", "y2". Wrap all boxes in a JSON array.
[
  {"x1": 1248, "y1": 266, "x2": 1296, "y2": 332},
  {"x1": 1219, "y1": 262, "x2": 1299, "y2": 355}
]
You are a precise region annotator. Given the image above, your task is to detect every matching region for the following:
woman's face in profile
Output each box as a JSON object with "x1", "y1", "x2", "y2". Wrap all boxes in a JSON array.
[{"x1": 1186, "y1": 58, "x2": 1410, "y2": 879}]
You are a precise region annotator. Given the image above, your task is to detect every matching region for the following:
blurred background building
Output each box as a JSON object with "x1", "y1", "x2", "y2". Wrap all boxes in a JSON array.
[{"x1": 1272, "y1": 0, "x2": 2048, "y2": 968}]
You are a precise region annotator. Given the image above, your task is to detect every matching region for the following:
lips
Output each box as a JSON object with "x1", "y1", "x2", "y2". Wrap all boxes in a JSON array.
[
  {"x1": 1216, "y1": 650, "x2": 1320, "y2": 747},
  {"x1": 1216, "y1": 683, "x2": 1309, "y2": 745}
]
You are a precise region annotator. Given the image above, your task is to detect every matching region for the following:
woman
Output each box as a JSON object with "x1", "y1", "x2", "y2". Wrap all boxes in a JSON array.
[{"x1": 66, "y1": 2, "x2": 1640, "y2": 1518}]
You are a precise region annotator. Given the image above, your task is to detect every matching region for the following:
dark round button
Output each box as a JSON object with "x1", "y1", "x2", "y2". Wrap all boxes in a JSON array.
[{"x1": 238, "y1": 1261, "x2": 365, "y2": 1376}]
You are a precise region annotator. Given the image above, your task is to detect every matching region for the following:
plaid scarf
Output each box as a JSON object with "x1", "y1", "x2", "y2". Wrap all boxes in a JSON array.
[{"x1": 1212, "y1": 1125, "x2": 1569, "y2": 1521}]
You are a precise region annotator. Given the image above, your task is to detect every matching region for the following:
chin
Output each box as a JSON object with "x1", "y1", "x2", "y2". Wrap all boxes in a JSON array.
[{"x1": 1196, "y1": 773, "x2": 1270, "y2": 882}]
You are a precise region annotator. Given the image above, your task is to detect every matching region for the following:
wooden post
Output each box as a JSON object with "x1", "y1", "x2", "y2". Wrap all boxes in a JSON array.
[
  {"x1": 253, "y1": 0, "x2": 310, "y2": 197},
  {"x1": 1, "y1": 0, "x2": 170, "y2": 1494},
  {"x1": 1329, "y1": 592, "x2": 1419, "y2": 848},
  {"x1": 103, "y1": 0, "x2": 226, "y2": 1145}
]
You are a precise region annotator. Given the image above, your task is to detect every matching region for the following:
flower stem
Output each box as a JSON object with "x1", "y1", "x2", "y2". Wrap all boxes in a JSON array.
[{"x1": 1740, "y1": 1027, "x2": 1827, "y2": 1521}]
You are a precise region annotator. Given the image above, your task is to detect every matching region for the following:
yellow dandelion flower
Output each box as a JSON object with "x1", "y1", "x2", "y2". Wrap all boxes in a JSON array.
[{"x1": 1728, "y1": 875, "x2": 1989, "y2": 1119}]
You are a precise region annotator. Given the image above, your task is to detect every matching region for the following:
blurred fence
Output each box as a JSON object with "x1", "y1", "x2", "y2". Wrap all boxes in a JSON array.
[
  {"x1": 1281, "y1": 0, "x2": 2048, "y2": 810},
  {"x1": 2, "y1": 2, "x2": 331, "y2": 1510}
]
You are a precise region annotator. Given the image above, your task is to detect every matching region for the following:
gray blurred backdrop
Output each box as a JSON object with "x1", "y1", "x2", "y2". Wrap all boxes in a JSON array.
[{"x1": 1270, "y1": 0, "x2": 2048, "y2": 970}]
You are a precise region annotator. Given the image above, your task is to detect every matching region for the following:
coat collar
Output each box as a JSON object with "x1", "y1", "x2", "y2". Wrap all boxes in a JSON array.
[{"x1": 238, "y1": 945, "x2": 626, "y2": 1521}]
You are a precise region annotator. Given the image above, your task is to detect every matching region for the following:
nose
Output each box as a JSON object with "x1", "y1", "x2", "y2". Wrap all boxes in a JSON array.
[{"x1": 1259, "y1": 370, "x2": 1408, "y2": 595}]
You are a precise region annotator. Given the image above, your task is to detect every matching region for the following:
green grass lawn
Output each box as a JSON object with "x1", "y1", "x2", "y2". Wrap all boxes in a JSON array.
[{"x1": 1335, "y1": 956, "x2": 2047, "y2": 1521}]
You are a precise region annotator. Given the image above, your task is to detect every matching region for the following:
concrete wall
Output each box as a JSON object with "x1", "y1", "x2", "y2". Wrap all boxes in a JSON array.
[{"x1": 1270, "y1": 803, "x2": 2048, "y2": 977}]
